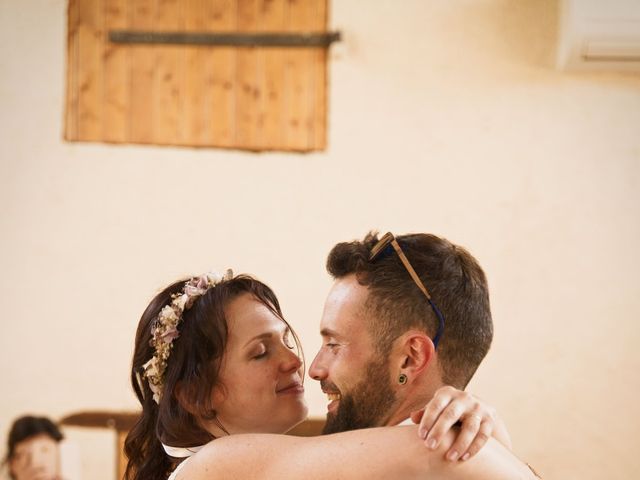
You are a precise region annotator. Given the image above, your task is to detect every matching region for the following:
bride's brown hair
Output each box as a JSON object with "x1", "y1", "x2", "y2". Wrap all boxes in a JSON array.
[{"x1": 124, "y1": 274, "x2": 300, "y2": 480}]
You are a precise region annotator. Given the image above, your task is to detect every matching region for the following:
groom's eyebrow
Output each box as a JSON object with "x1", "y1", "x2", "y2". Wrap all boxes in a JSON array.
[{"x1": 320, "y1": 328, "x2": 341, "y2": 339}]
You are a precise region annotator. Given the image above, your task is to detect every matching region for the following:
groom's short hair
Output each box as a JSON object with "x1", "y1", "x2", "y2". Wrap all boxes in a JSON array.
[{"x1": 326, "y1": 232, "x2": 493, "y2": 388}]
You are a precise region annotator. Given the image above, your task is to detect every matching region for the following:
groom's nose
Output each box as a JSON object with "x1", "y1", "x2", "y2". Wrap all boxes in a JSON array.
[{"x1": 308, "y1": 350, "x2": 327, "y2": 381}]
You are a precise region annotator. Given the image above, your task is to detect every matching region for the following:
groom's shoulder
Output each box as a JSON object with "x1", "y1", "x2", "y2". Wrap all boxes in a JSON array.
[{"x1": 430, "y1": 434, "x2": 539, "y2": 480}]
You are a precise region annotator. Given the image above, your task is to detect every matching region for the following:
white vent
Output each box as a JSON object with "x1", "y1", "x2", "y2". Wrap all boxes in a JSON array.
[{"x1": 558, "y1": 0, "x2": 640, "y2": 71}]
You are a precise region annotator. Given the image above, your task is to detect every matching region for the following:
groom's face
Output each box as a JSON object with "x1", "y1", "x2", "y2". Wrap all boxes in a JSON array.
[{"x1": 309, "y1": 275, "x2": 397, "y2": 434}]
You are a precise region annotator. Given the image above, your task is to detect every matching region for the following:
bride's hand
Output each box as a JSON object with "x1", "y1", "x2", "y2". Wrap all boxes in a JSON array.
[{"x1": 409, "y1": 385, "x2": 512, "y2": 462}]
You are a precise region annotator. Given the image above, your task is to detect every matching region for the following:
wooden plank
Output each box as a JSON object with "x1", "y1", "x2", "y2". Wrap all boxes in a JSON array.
[
  {"x1": 103, "y1": 0, "x2": 128, "y2": 143},
  {"x1": 60, "y1": 409, "x2": 323, "y2": 480},
  {"x1": 64, "y1": 0, "x2": 81, "y2": 140},
  {"x1": 285, "y1": 0, "x2": 327, "y2": 152},
  {"x1": 287, "y1": 418, "x2": 325, "y2": 436},
  {"x1": 129, "y1": 0, "x2": 155, "y2": 144},
  {"x1": 208, "y1": 0, "x2": 237, "y2": 148},
  {"x1": 311, "y1": 0, "x2": 328, "y2": 150},
  {"x1": 76, "y1": 0, "x2": 104, "y2": 141},
  {"x1": 152, "y1": 0, "x2": 183, "y2": 145},
  {"x1": 64, "y1": 0, "x2": 328, "y2": 150},
  {"x1": 235, "y1": 0, "x2": 260, "y2": 149},
  {"x1": 59, "y1": 411, "x2": 139, "y2": 431},
  {"x1": 282, "y1": 0, "x2": 314, "y2": 151},
  {"x1": 183, "y1": 0, "x2": 209, "y2": 146},
  {"x1": 255, "y1": 0, "x2": 286, "y2": 150},
  {"x1": 60, "y1": 410, "x2": 324, "y2": 435},
  {"x1": 117, "y1": 430, "x2": 128, "y2": 480}
]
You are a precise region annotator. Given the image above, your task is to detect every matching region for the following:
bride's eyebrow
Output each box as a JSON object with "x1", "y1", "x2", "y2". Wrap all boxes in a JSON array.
[
  {"x1": 243, "y1": 323, "x2": 292, "y2": 348},
  {"x1": 243, "y1": 332, "x2": 273, "y2": 348}
]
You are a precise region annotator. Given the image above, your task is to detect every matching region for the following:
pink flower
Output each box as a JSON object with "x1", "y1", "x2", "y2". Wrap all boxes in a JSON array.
[
  {"x1": 184, "y1": 285, "x2": 204, "y2": 297},
  {"x1": 195, "y1": 276, "x2": 209, "y2": 290},
  {"x1": 161, "y1": 326, "x2": 180, "y2": 343}
]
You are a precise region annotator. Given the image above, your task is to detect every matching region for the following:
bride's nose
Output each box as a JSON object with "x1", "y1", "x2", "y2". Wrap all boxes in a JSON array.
[{"x1": 279, "y1": 346, "x2": 303, "y2": 373}]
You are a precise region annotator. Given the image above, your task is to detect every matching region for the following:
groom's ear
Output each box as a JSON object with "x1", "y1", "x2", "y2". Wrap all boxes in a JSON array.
[{"x1": 396, "y1": 330, "x2": 435, "y2": 377}]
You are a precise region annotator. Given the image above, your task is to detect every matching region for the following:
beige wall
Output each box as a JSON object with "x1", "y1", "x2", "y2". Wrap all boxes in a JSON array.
[{"x1": 1, "y1": 0, "x2": 639, "y2": 479}]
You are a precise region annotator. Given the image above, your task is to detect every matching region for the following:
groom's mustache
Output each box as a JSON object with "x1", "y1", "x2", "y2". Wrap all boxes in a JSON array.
[{"x1": 320, "y1": 380, "x2": 341, "y2": 394}]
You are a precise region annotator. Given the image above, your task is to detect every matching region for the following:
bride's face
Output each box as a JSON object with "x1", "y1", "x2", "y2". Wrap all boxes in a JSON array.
[{"x1": 208, "y1": 293, "x2": 308, "y2": 435}]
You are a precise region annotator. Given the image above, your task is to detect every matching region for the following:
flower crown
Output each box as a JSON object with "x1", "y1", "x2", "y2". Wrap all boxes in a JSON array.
[{"x1": 139, "y1": 269, "x2": 234, "y2": 404}]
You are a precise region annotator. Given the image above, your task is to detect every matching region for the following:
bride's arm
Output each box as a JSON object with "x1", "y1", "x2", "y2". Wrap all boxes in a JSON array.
[
  {"x1": 184, "y1": 425, "x2": 438, "y2": 480},
  {"x1": 180, "y1": 425, "x2": 532, "y2": 480},
  {"x1": 412, "y1": 386, "x2": 513, "y2": 460}
]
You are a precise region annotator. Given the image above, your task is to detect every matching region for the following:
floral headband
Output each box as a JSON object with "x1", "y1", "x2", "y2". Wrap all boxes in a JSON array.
[{"x1": 139, "y1": 269, "x2": 234, "y2": 404}]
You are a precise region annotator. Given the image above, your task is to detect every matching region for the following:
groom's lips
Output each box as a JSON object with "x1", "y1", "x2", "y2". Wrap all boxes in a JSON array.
[{"x1": 323, "y1": 390, "x2": 342, "y2": 413}]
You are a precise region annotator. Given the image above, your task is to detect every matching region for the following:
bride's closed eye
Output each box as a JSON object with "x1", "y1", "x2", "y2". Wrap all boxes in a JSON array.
[{"x1": 251, "y1": 343, "x2": 268, "y2": 360}]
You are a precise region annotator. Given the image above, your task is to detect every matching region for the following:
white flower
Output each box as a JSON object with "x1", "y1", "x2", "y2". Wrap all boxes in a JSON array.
[
  {"x1": 149, "y1": 383, "x2": 162, "y2": 403},
  {"x1": 159, "y1": 305, "x2": 178, "y2": 323},
  {"x1": 206, "y1": 271, "x2": 224, "y2": 284},
  {"x1": 141, "y1": 269, "x2": 232, "y2": 405},
  {"x1": 174, "y1": 294, "x2": 189, "y2": 310},
  {"x1": 143, "y1": 358, "x2": 159, "y2": 378}
]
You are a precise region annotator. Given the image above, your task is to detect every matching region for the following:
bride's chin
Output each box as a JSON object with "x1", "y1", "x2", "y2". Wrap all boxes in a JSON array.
[{"x1": 282, "y1": 404, "x2": 309, "y2": 433}]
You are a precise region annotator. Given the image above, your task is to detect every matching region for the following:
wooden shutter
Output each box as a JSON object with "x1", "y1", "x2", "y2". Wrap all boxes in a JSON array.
[{"x1": 65, "y1": 0, "x2": 329, "y2": 151}]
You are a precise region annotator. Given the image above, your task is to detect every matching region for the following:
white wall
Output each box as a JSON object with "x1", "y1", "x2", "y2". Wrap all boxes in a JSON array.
[{"x1": 1, "y1": 1, "x2": 639, "y2": 479}]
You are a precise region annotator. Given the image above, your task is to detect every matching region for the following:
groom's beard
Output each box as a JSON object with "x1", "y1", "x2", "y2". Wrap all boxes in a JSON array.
[{"x1": 322, "y1": 355, "x2": 396, "y2": 434}]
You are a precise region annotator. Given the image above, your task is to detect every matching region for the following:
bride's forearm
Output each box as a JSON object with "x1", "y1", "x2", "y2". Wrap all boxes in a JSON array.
[{"x1": 187, "y1": 426, "x2": 438, "y2": 480}]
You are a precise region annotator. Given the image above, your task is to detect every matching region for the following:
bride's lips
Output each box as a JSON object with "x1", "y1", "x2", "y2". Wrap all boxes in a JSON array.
[{"x1": 276, "y1": 381, "x2": 304, "y2": 395}]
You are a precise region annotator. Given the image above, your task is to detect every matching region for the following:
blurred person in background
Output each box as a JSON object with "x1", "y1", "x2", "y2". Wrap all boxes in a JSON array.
[{"x1": 3, "y1": 415, "x2": 63, "y2": 480}]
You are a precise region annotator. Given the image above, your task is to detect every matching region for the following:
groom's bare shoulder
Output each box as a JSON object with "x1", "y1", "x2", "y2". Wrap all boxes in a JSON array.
[{"x1": 430, "y1": 433, "x2": 540, "y2": 480}]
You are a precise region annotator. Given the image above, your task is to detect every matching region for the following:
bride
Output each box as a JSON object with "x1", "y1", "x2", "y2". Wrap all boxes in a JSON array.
[{"x1": 125, "y1": 271, "x2": 535, "y2": 479}]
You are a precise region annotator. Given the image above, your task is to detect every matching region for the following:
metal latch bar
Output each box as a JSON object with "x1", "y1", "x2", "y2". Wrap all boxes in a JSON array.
[{"x1": 109, "y1": 31, "x2": 341, "y2": 47}]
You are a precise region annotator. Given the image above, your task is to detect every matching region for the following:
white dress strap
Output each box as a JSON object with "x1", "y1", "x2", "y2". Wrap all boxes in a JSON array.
[
  {"x1": 162, "y1": 443, "x2": 205, "y2": 458},
  {"x1": 163, "y1": 442, "x2": 205, "y2": 480},
  {"x1": 167, "y1": 457, "x2": 191, "y2": 480}
]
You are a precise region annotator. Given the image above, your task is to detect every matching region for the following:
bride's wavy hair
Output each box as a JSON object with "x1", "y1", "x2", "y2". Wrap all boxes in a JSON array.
[{"x1": 124, "y1": 274, "x2": 301, "y2": 480}]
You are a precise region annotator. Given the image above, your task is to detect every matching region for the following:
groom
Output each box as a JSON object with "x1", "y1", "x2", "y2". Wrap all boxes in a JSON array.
[
  {"x1": 308, "y1": 232, "x2": 539, "y2": 475},
  {"x1": 310, "y1": 232, "x2": 493, "y2": 433}
]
